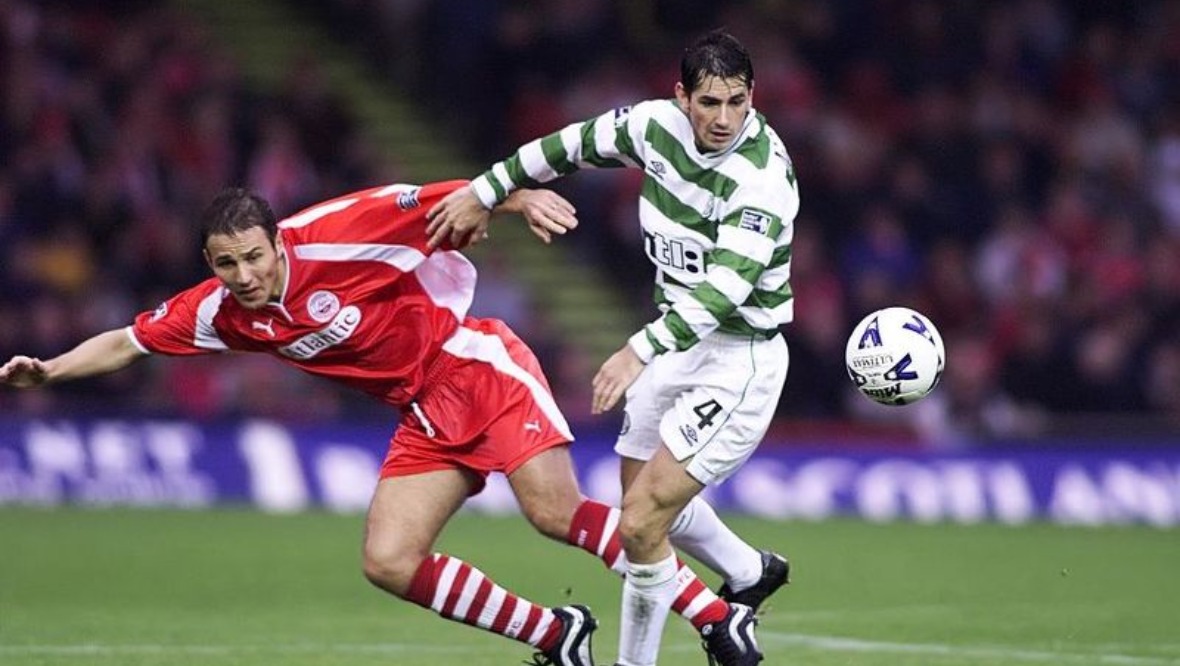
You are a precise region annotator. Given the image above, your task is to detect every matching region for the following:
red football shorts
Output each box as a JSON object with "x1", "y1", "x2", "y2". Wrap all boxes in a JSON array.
[{"x1": 380, "y1": 317, "x2": 574, "y2": 493}]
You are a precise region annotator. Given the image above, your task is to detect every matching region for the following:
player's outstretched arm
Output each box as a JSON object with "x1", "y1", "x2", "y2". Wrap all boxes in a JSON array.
[
  {"x1": 0, "y1": 329, "x2": 147, "y2": 389},
  {"x1": 498, "y1": 189, "x2": 578, "y2": 244}
]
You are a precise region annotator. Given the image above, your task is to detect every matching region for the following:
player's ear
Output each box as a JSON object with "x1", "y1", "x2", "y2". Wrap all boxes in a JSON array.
[
  {"x1": 675, "y1": 82, "x2": 690, "y2": 113},
  {"x1": 202, "y1": 248, "x2": 213, "y2": 270}
]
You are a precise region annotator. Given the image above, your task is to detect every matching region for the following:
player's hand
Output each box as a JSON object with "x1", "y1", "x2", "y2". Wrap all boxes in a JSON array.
[
  {"x1": 591, "y1": 345, "x2": 645, "y2": 415},
  {"x1": 0, "y1": 355, "x2": 50, "y2": 388},
  {"x1": 426, "y1": 185, "x2": 491, "y2": 249},
  {"x1": 512, "y1": 189, "x2": 578, "y2": 244}
]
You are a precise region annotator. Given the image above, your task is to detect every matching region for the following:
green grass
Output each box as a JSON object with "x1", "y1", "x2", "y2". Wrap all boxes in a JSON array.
[{"x1": 2, "y1": 508, "x2": 1178, "y2": 665}]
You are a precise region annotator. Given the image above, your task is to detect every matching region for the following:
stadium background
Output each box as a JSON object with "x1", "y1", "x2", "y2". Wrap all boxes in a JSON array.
[
  {"x1": 2, "y1": 1, "x2": 1179, "y2": 664},
  {"x1": 2, "y1": 0, "x2": 1180, "y2": 440}
]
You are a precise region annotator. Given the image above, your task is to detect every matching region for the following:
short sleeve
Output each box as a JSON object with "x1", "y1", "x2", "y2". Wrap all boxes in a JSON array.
[{"x1": 131, "y1": 279, "x2": 229, "y2": 356}]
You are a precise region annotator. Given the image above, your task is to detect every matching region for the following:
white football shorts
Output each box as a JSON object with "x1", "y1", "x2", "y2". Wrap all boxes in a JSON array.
[{"x1": 615, "y1": 331, "x2": 789, "y2": 485}]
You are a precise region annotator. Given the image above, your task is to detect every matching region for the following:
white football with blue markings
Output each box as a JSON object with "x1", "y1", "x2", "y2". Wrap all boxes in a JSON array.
[{"x1": 845, "y1": 306, "x2": 946, "y2": 406}]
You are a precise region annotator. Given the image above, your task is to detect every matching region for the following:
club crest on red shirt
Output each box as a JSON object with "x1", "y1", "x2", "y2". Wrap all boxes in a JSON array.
[{"x1": 307, "y1": 290, "x2": 341, "y2": 323}]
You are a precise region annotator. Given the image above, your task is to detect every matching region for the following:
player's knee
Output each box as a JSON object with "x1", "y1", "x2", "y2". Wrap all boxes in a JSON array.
[
  {"x1": 362, "y1": 541, "x2": 425, "y2": 598},
  {"x1": 521, "y1": 497, "x2": 576, "y2": 540},
  {"x1": 617, "y1": 503, "x2": 661, "y2": 555}
]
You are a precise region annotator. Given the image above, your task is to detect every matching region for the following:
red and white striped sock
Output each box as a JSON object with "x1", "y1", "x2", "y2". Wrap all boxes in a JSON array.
[
  {"x1": 406, "y1": 553, "x2": 564, "y2": 651},
  {"x1": 567, "y1": 499, "x2": 627, "y2": 574},
  {"x1": 567, "y1": 499, "x2": 729, "y2": 630},
  {"x1": 670, "y1": 558, "x2": 729, "y2": 630}
]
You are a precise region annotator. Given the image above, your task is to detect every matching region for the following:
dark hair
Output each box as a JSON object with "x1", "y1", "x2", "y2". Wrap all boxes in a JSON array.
[
  {"x1": 680, "y1": 29, "x2": 754, "y2": 95},
  {"x1": 200, "y1": 187, "x2": 278, "y2": 248}
]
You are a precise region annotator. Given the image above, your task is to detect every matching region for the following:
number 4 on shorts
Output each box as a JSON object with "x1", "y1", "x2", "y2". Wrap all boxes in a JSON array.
[{"x1": 692, "y1": 399, "x2": 724, "y2": 429}]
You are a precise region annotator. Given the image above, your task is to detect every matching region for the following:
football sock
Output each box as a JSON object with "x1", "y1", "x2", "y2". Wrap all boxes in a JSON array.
[
  {"x1": 568, "y1": 500, "x2": 728, "y2": 630},
  {"x1": 617, "y1": 553, "x2": 679, "y2": 666},
  {"x1": 670, "y1": 558, "x2": 730, "y2": 630},
  {"x1": 669, "y1": 495, "x2": 763, "y2": 593},
  {"x1": 567, "y1": 499, "x2": 627, "y2": 574},
  {"x1": 406, "y1": 553, "x2": 563, "y2": 651}
]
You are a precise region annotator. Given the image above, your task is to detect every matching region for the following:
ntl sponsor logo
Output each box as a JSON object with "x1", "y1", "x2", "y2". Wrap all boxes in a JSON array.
[
  {"x1": 643, "y1": 229, "x2": 704, "y2": 274},
  {"x1": 280, "y1": 306, "x2": 361, "y2": 360}
]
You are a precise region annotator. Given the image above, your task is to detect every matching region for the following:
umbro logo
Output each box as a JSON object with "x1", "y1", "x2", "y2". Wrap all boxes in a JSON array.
[
  {"x1": 524, "y1": 420, "x2": 542, "y2": 433},
  {"x1": 648, "y1": 161, "x2": 667, "y2": 179}
]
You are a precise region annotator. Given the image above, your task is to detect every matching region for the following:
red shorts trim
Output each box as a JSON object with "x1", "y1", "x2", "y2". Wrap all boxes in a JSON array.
[{"x1": 380, "y1": 318, "x2": 573, "y2": 494}]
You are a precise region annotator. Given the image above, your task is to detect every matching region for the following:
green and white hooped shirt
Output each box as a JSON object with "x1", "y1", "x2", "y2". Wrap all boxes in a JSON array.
[{"x1": 471, "y1": 99, "x2": 799, "y2": 364}]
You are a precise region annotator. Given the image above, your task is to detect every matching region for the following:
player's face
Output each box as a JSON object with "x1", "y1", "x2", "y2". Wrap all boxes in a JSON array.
[
  {"x1": 204, "y1": 227, "x2": 286, "y2": 310},
  {"x1": 675, "y1": 75, "x2": 752, "y2": 153}
]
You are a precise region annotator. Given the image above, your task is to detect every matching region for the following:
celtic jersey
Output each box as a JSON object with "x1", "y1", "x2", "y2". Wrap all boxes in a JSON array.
[{"x1": 471, "y1": 99, "x2": 799, "y2": 362}]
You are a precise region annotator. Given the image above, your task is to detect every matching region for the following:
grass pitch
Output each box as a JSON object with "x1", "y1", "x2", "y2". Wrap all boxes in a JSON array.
[{"x1": 1, "y1": 508, "x2": 1178, "y2": 665}]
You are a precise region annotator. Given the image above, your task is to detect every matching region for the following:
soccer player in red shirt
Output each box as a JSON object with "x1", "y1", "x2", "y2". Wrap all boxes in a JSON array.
[{"x1": 0, "y1": 179, "x2": 733, "y2": 666}]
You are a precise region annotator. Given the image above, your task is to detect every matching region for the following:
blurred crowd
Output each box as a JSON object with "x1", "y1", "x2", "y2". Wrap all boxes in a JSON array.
[
  {"x1": 3, "y1": 0, "x2": 1180, "y2": 445},
  {"x1": 0, "y1": 0, "x2": 532, "y2": 423},
  {"x1": 0, "y1": 0, "x2": 364, "y2": 421}
]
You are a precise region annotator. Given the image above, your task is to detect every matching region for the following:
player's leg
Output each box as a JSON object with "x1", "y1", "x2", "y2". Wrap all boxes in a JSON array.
[
  {"x1": 417, "y1": 318, "x2": 598, "y2": 664},
  {"x1": 449, "y1": 317, "x2": 618, "y2": 572},
  {"x1": 562, "y1": 486, "x2": 733, "y2": 637},
  {"x1": 561, "y1": 363, "x2": 660, "y2": 578},
  {"x1": 660, "y1": 335, "x2": 789, "y2": 665},
  {"x1": 617, "y1": 451, "x2": 766, "y2": 666},
  {"x1": 362, "y1": 468, "x2": 470, "y2": 597},
  {"x1": 651, "y1": 334, "x2": 791, "y2": 611},
  {"x1": 624, "y1": 455, "x2": 761, "y2": 581},
  {"x1": 509, "y1": 444, "x2": 585, "y2": 542},
  {"x1": 364, "y1": 468, "x2": 591, "y2": 664},
  {"x1": 509, "y1": 440, "x2": 731, "y2": 635},
  {"x1": 527, "y1": 439, "x2": 734, "y2": 630},
  {"x1": 622, "y1": 456, "x2": 788, "y2": 610},
  {"x1": 614, "y1": 445, "x2": 733, "y2": 666},
  {"x1": 453, "y1": 318, "x2": 598, "y2": 549},
  {"x1": 601, "y1": 344, "x2": 783, "y2": 613},
  {"x1": 615, "y1": 356, "x2": 761, "y2": 585},
  {"x1": 492, "y1": 324, "x2": 761, "y2": 665}
]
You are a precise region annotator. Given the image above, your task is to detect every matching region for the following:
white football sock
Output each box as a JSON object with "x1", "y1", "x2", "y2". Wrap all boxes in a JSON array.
[
  {"x1": 669, "y1": 495, "x2": 763, "y2": 592},
  {"x1": 617, "y1": 553, "x2": 679, "y2": 666}
]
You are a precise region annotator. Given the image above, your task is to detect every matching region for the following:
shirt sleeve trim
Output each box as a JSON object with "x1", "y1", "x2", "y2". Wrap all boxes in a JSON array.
[
  {"x1": 470, "y1": 175, "x2": 500, "y2": 209},
  {"x1": 627, "y1": 329, "x2": 657, "y2": 365},
  {"x1": 124, "y1": 326, "x2": 151, "y2": 355}
]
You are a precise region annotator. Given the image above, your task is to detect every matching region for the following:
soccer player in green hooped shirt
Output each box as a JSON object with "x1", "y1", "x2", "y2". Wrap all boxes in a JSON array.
[{"x1": 429, "y1": 30, "x2": 797, "y2": 666}]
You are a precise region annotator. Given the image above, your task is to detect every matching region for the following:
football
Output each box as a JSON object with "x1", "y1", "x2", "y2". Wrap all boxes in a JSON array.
[{"x1": 845, "y1": 306, "x2": 946, "y2": 405}]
